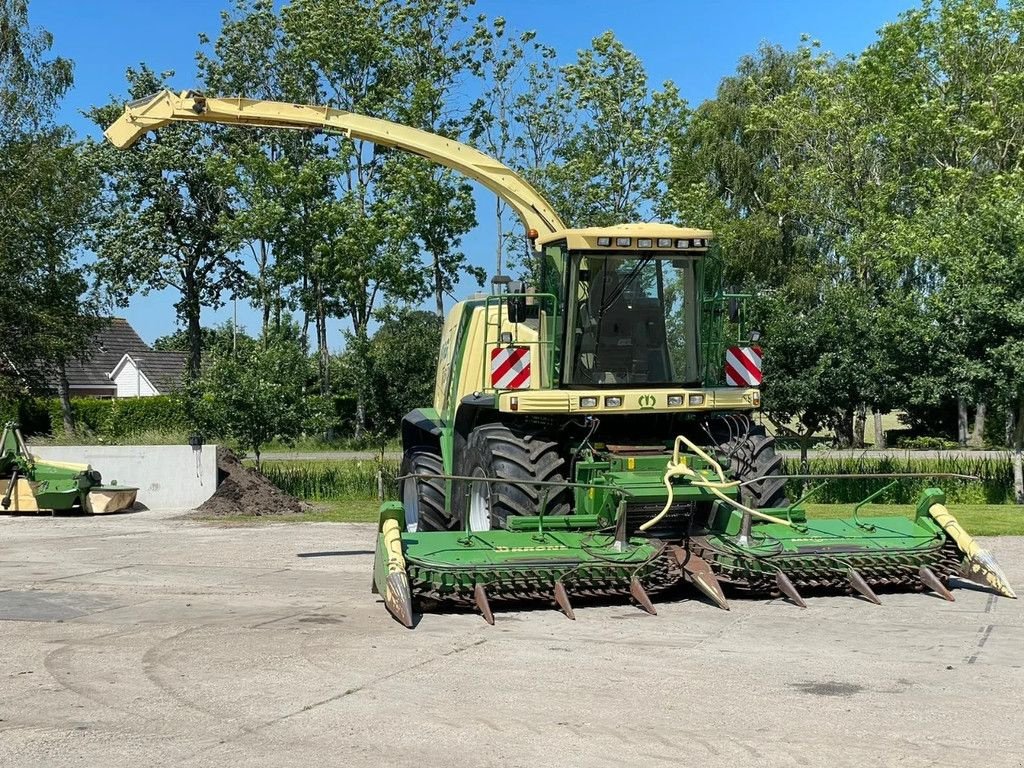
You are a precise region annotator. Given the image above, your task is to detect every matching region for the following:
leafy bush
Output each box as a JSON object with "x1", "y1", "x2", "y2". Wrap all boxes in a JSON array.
[
  {"x1": 44, "y1": 395, "x2": 188, "y2": 439},
  {"x1": 264, "y1": 454, "x2": 1016, "y2": 508},
  {"x1": 193, "y1": 324, "x2": 328, "y2": 467},
  {"x1": 261, "y1": 460, "x2": 400, "y2": 501},
  {"x1": 783, "y1": 455, "x2": 1015, "y2": 504},
  {"x1": 892, "y1": 435, "x2": 961, "y2": 450}
]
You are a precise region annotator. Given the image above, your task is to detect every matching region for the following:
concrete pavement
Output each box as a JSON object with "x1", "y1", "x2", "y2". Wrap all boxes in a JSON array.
[{"x1": 1, "y1": 510, "x2": 1022, "y2": 767}]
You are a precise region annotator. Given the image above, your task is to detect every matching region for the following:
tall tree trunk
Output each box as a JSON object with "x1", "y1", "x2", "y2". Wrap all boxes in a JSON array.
[
  {"x1": 314, "y1": 282, "x2": 330, "y2": 396},
  {"x1": 259, "y1": 239, "x2": 271, "y2": 336},
  {"x1": 834, "y1": 408, "x2": 854, "y2": 448},
  {"x1": 433, "y1": 251, "x2": 444, "y2": 318},
  {"x1": 352, "y1": 325, "x2": 369, "y2": 439},
  {"x1": 957, "y1": 398, "x2": 968, "y2": 446},
  {"x1": 184, "y1": 278, "x2": 202, "y2": 380},
  {"x1": 853, "y1": 404, "x2": 866, "y2": 449},
  {"x1": 872, "y1": 409, "x2": 885, "y2": 449},
  {"x1": 495, "y1": 197, "x2": 504, "y2": 277},
  {"x1": 1013, "y1": 400, "x2": 1023, "y2": 505},
  {"x1": 55, "y1": 357, "x2": 75, "y2": 435},
  {"x1": 969, "y1": 402, "x2": 986, "y2": 448}
]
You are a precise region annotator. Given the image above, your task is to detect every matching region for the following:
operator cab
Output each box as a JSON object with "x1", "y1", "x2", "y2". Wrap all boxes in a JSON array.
[{"x1": 536, "y1": 224, "x2": 711, "y2": 389}]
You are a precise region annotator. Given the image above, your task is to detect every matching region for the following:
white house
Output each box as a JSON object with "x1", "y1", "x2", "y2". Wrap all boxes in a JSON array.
[{"x1": 108, "y1": 351, "x2": 187, "y2": 398}]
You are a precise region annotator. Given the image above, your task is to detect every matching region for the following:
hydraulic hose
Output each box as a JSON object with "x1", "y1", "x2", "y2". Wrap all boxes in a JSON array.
[{"x1": 639, "y1": 435, "x2": 792, "y2": 533}]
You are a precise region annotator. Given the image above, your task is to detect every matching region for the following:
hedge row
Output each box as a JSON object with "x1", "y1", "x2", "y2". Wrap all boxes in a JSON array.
[
  {"x1": 34, "y1": 396, "x2": 188, "y2": 439},
  {"x1": 0, "y1": 398, "x2": 51, "y2": 434},
  {"x1": 263, "y1": 455, "x2": 1018, "y2": 506}
]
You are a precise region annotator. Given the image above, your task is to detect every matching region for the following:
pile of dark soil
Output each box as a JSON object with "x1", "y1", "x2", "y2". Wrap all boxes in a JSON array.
[{"x1": 196, "y1": 447, "x2": 308, "y2": 516}]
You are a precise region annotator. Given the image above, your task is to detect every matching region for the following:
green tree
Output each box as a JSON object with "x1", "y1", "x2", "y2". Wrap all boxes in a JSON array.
[
  {"x1": 0, "y1": 1, "x2": 103, "y2": 432},
  {"x1": 466, "y1": 16, "x2": 563, "y2": 275},
  {"x1": 544, "y1": 31, "x2": 687, "y2": 227},
  {"x1": 857, "y1": 0, "x2": 1024, "y2": 493},
  {"x1": 88, "y1": 67, "x2": 247, "y2": 381},
  {"x1": 195, "y1": 321, "x2": 326, "y2": 469},
  {"x1": 277, "y1": 0, "x2": 477, "y2": 433},
  {"x1": 333, "y1": 308, "x2": 441, "y2": 440},
  {"x1": 154, "y1": 322, "x2": 254, "y2": 358}
]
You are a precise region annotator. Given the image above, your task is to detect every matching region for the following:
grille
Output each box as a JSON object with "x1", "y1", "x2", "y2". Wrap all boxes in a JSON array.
[{"x1": 625, "y1": 501, "x2": 700, "y2": 539}]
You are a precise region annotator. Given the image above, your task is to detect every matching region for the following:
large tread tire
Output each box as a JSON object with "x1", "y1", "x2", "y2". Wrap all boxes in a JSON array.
[
  {"x1": 719, "y1": 425, "x2": 789, "y2": 509},
  {"x1": 400, "y1": 448, "x2": 453, "y2": 532},
  {"x1": 455, "y1": 423, "x2": 572, "y2": 530}
]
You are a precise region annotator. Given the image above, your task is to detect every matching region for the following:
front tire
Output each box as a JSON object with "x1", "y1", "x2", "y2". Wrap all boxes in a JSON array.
[
  {"x1": 719, "y1": 425, "x2": 789, "y2": 509},
  {"x1": 455, "y1": 423, "x2": 572, "y2": 530},
  {"x1": 400, "y1": 448, "x2": 452, "y2": 531}
]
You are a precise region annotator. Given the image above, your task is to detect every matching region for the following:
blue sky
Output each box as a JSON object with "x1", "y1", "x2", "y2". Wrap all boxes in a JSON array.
[{"x1": 30, "y1": 0, "x2": 913, "y2": 346}]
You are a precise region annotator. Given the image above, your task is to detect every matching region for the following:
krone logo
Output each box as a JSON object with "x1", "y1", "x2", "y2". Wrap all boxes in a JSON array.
[{"x1": 638, "y1": 394, "x2": 656, "y2": 410}]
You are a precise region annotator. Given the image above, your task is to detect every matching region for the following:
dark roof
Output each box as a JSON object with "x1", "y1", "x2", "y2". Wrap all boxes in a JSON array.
[
  {"x1": 64, "y1": 318, "x2": 151, "y2": 389},
  {"x1": 131, "y1": 351, "x2": 187, "y2": 392}
]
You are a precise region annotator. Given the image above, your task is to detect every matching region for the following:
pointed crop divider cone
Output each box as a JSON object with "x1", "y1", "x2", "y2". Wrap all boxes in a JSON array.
[
  {"x1": 376, "y1": 512, "x2": 414, "y2": 628},
  {"x1": 848, "y1": 567, "x2": 882, "y2": 605},
  {"x1": 927, "y1": 501, "x2": 1017, "y2": 599},
  {"x1": 962, "y1": 549, "x2": 1018, "y2": 599},
  {"x1": 629, "y1": 577, "x2": 657, "y2": 615},
  {"x1": 385, "y1": 572, "x2": 415, "y2": 629},
  {"x1": 474, "y1": 583, "x2": 495, "y2": 625},
  {"x1": 775, "y1": 569, "x2": 807, "y2": 608},
  {"x1": 919, "y1": 566, "x2": 955, "y2": 602},
  {"x1": 553, "y1": 581, "x2": 576, "y2": 620},
  {"x1": 673, "y1": 547, "x2": 729, "y2": 610}
]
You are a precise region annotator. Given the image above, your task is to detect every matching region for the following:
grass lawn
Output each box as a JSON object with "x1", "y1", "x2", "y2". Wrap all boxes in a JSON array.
[
  {"x1": 197, "y1": 498, "x2": 381, "y2": 526},
  {"x1": 199, "y1": 498, "x2": 1024, "y2": 536},
  {"x1": 804, "y1": 503, "x2": 1024, "y2": 536}
]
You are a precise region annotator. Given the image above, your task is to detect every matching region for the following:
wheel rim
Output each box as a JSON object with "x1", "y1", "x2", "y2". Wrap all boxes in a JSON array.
[
  {"x1": 468, "y1": 468, "x2": 491, "y2": 532},
  {"x1": 402, "y1": 476, "x2": 420, "y2": 533}
]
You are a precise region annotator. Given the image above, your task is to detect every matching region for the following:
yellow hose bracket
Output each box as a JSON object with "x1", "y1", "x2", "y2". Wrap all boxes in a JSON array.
[
  {"x1": 638, "y1": 434, "x2": 793, "y2": 533},
  {"x1": 929, "y1": 503, "x2": 1017, "y2": 599}
]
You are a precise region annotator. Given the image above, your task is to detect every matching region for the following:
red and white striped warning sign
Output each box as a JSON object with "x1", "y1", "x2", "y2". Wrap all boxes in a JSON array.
[
  {"x1": 491, "y1": 346, "x2": 531, "y2": 389},
  {"x1": 725, "y1": 346, "x2": 763, "y2": 387}
]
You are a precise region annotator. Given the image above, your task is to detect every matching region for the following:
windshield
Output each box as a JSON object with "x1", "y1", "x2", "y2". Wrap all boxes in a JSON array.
[{"x1": 567, "y1": 253, "x2": 700, "y2": 386}]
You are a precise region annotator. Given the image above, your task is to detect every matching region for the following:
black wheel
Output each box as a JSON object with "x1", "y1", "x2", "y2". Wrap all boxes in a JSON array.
[
  {"x1": 717, "y1": 424, "x2": 789, "y2": 509},
  {"x1": 454, "y1": 423, "x2": 571, "y2": 531},
  {"x1": 400, "y1": 448, "x2": 453, "y2": 531}
]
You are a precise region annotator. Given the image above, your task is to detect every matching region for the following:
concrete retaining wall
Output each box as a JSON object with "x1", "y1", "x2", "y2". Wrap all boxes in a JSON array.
[{"x1": 30, "y1": 444, "x2": 219, "y2": 511}]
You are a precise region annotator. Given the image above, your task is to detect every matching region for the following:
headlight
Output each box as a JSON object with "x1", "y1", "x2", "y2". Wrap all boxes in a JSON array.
[
  {"x1": 604, "y1": 396, "x2": 623, "y2": 407},
  {"x1": 615, "y1": 237, "x2": 632, "y2": 247},
  {"x1": 657, "y1": 238, "x2": 673, "y2": 247},
  {"x1": 675, "y1": 239, "x2": 690, "y2": 248},
  {"x1": 596, "y1": 236, "x2": 611, "y2": 246},
  {"x1": 580, "y1": 396, "x2": 598, "y2": 408},
  {"x1": 688, "y1": 394, "x2": 706, "y2": 406},
  {"x1": 667, "y1": 395, "x2": 683, "y2": 407},
  {"x1": 637, "y1": 238, "x2": 653, "y2": 248}
]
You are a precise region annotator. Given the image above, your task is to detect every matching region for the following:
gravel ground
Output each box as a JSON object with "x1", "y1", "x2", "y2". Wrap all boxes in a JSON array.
[{"x1": 1, "y1": 510, "x2": 1022, "y2": 767}]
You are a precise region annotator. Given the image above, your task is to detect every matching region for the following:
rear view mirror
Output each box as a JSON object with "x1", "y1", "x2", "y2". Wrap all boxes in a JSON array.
[
  {"x1": 728, "y1": 297, "x2": 741, "y2": 323},
  {"x1": 507, "y1": 280, "x2": 526, "y2": 323}
]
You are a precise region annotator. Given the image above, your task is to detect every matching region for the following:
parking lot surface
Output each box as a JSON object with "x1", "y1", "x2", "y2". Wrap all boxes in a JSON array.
[{"x1": 1, "y1": 511, "x2": 1022, "y2": 767}]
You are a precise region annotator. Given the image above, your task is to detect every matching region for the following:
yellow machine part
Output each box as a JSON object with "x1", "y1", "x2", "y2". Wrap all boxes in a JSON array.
[
  {"x1": 929, "y1": 503, "x2": 1017, "y2": 599},
  {"x1": 7, "y1": 478, "x2": 41, "y2": 512}
]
